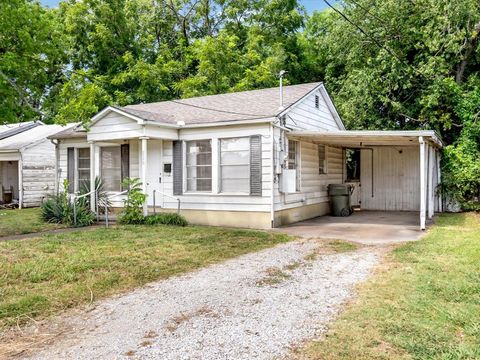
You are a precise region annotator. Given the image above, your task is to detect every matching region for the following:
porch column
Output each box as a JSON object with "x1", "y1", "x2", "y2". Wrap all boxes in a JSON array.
[
  {"x1": 437, "y1": 150, "x2": 442, "y2": 212},
  {"x1": 427, "y1": 145, "x2": 435, "y2": 219},
  {"x1": 419, "y1": 137, "x2": 426, "y2": 230},
  {"x1": 140, "y1": 136, "x2": 149, "y2": 216},
  {"x1": 89, "y1": 141, "x2": 96, "y2": 213}
]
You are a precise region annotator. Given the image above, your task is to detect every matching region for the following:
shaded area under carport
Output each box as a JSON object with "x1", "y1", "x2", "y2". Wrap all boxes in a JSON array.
[{"x1": 276, "y1": 211, "x2": 430, "y2": 245}]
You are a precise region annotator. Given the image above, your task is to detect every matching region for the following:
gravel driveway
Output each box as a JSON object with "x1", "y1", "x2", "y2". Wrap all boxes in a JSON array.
[{"x1": 23, "y1": 239, "x2": 379, "y2": 360}]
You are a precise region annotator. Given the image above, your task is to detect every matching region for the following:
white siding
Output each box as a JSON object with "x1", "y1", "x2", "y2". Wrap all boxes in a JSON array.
[
  {"x1": 285, "y1": 88, "x2": 342, "y2": 131},
  {"x1": 360, "y1": 147, "x2": 420, "y2": 211},
  {"x1": 274, "y1": 140, "x2": 343, "y2": 211},
  {"x1": 159, "y1": 123, "x2": 273, "y2": 212},
  {"x1": 21, "y1": 140, "x2": 56, "y2": 207}
]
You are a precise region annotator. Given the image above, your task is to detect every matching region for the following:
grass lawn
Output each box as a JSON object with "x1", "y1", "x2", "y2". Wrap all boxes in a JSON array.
[
  {"x1": 0, "y1": 208, "x2": 66, "y2": 237},
  {"x1": 0, "y1": 224, "x2": 290, "y2": 330},
  {"x1": 295, "y1": 212, "x2": 480, "y2": 360}
]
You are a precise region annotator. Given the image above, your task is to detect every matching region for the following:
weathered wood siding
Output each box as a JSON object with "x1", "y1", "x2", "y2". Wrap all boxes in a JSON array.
[
  {"x1": 360, "y1": 146, "x2": 420, "y2": 211},
  {"x1": 21, "y1": 140, "x2": 56, "y2": 207}
]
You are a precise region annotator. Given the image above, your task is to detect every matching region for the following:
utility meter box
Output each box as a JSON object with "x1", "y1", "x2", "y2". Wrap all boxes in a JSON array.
[{"x1": 280, "y1": 169, "x2": 297, "y2": 193}]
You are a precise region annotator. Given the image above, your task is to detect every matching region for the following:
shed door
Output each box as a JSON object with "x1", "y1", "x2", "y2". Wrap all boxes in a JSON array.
[{"x1": 360, "y1": 147, "x2": 420, "y2": 211}]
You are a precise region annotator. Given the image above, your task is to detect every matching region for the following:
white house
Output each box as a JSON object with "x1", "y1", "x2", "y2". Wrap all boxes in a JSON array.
[
  {"x1": 50, "y1": 83, "x2": 442, "y2": 230},
  {"x1": 0, "y1": 121, "x2": 74, "y2": 208}
]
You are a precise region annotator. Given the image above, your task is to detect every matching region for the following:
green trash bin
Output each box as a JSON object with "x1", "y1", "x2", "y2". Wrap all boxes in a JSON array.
[{"x1": 328, "y1": 184, "x2": 353, "y2": 217}]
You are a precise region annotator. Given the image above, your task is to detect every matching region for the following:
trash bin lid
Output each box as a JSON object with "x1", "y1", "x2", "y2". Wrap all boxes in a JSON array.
[{"x1": 328, "y1": 184, "x2": 350, "y2": 195}]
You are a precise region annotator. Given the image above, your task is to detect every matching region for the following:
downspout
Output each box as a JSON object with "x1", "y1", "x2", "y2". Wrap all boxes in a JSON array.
[
  {"x1": 50, "y1": 139, "x2": 60, "y2": 195},
  {"x1": 18, "y1": 150, "x2": 23, "y2": 209}
]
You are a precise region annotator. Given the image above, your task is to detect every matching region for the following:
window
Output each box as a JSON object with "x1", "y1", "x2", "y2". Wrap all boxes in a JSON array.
[
  {"x1": 220, "y1": 137, "x2": 250, "y2": 193},
  {"x1": 346, "y1": 148, "x2": 361, "y2": 181},
  {"x1": 101, "y1": 146, "x2": 122, "y2": 191},
  {"x1": 318, "y1": 145, "x2": 327, "y2": 174},
  {"x1": 315, "y1": 95, "x2": 320, "y2": 109},
  {"x1": 77, "y1": 148, "x2": 90, "y2": 190},
  {"x1": 288, "y1": 140, "x2": 300, "y2": 191},
  {"x1": 186, "y1": 140, "x2": 212, "y2": 192}
]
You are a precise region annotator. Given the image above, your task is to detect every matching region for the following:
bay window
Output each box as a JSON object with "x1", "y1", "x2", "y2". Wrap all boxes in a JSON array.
[
  {"x1": 186, "y1": 140, "x2": 212, "y2": 192},
  {"x1": 220, "y1": 137, "x2": 250, "y2": 193}
]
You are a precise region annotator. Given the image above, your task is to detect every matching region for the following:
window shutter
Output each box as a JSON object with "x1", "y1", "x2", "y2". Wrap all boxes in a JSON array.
[
  {"x1": 173, "y1": 140, "x2": 183, "y2": 195},
  {"x1": 121, "y1": 143, "x2": 130, "y2": 190},
  {"x1": 67, "y1": 147, "x2": 75, "y2": 193},
  {"x1": 250, "y1": 135, "x2": 262, "y2": 196}
]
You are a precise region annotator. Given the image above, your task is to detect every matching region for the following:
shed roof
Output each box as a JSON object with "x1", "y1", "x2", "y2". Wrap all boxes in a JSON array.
[
  {"x1": 0, "y1": 121, "x2": 41, "y2": 140},
  {"x1": 0, "y1": 124, "x2": 75, "y2": 151},
  {"x1": 288, "y1": 130, "x2": 443, "y2": 148}
]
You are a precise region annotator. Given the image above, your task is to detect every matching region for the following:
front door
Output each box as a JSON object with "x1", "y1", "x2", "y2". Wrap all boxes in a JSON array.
[{"x1": 146, "y1": 139, "x2": 163, "y2": 207}]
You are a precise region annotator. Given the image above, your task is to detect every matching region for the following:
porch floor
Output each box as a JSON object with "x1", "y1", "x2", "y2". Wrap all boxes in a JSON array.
[{"x1": 277, "y1": 210, "x2": 430, "y2": 245}]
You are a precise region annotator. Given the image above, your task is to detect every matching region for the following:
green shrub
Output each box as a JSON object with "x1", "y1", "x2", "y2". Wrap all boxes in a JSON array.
[
  {"x1": 118, "y1": 178, "x2": 147, "y2": 224},
  {"x1": 144, "y1": 213, "x2": 188, "y2": 226},
  {"x1": 41, "y1": 179, "x2": 95, "y2": 227}
]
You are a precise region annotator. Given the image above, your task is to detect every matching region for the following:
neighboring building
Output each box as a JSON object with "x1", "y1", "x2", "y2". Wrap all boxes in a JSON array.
[
  {"x1": 49, "y1": 83, "x2": 442, "y2": 230},
  {"x1": 0, "y1": 121, "x2": 74, "y2": 208}
]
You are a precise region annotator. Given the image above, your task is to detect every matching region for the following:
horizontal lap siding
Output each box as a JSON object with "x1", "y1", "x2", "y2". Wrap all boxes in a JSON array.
[
  {"x1": 88, "y1": 112, "x2": 143, "y2": 141},
  {"x1": 21, "y1": 140, "x2": 56, "y2": 207},
  {"x1": 286, "y1": 89, "x2": 341, "y2": 131},
  {"x1": 275, "y1": 141, "x2": 343, "y2": 210}
]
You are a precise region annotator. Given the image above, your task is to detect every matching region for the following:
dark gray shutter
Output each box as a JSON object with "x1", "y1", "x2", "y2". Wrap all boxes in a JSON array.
[
  {"x1": 173, "y1": 140, "x2": 183, "y2": 195},
  {"x1": 250, "y1": 135, "x2": 262, "y2": 196},
  {"x1": 121, "y1": 143, "x2": 130, "y2": 190},
  {"x1": 67, "y1": 147, "x2": 75, "y2": 193}
]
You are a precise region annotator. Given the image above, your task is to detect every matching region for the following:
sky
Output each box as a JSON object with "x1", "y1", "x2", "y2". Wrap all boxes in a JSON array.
[{"x1": 40, "y1": 0, "x2": 331, "y2": 13}]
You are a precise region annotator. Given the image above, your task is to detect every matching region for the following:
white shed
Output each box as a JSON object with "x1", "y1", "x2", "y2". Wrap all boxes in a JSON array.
[{"x1": 0, "y1": 122, "x2": 74, "y2": 208}]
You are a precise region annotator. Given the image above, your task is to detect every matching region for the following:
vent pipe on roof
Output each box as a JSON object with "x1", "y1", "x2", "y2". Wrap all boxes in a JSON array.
[{"x1": 278, "y1": 70, "x2": 287, "y2": 111}]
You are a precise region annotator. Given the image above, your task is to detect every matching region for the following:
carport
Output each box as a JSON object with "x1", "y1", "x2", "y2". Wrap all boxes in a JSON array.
[{"x1": 287, "y1": 130, "x2": 443, "y2": 230}]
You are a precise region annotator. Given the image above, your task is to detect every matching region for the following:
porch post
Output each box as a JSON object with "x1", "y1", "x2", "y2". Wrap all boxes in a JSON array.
[
  {"x1": 18, "y1": 155, "x2": 23, "y2": 209},
  {"x1": 427, "y1": 145, "x2": 434, "y2": 219},
  {"x1": 419, "y1": 137, "x2": 426, "y2": 230},
  {"x1": 437, "y1": 150, "x2": 442, "y2": 212},
  {"x1": 140, "y1": 136, "x2": 149, "y2": 216},
  {"x1": 89, "y1": 141, "x2": 95, "y2": 213}
]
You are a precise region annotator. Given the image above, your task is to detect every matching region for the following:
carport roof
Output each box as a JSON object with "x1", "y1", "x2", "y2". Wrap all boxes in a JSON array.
[{"x1": 287, "y1": 130, "x2": 442, "y2": 148}]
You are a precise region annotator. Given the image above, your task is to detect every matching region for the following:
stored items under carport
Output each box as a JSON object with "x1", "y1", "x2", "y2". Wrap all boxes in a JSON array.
[{"x1": 328, "y1": 184, "x2": 353, "y2": 217}]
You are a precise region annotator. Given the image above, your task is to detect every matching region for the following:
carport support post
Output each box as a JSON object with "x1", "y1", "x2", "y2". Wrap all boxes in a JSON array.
[
  {"x1": 428, "y1": 145, "x2": 434, "y2": 219},
  {"x1": 89, "y1": 141, "x2": 96, "y2": 213},
  {"x1": 140, "y1": 136, "x2": 149, "y2": 216},
  {"x1": 419, "y1": 137, "x2": 426, "y2": 230}
]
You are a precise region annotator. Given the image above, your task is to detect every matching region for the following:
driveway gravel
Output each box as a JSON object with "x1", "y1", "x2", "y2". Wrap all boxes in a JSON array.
[{"x1": 24, "y1": 239, "x2": 379, "y2": 360}]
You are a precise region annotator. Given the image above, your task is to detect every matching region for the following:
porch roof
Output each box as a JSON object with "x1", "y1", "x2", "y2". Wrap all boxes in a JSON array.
[{"x1": 287, "y1": 130, "x2": 443, "y2": 148}]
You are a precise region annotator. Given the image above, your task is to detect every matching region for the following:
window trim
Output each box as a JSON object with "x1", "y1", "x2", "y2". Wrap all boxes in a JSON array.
[
  {"x1": 287, "y1": 139, "x2": 301, "y2": 192},
  {"x1": 219, "y1": 136, "x2": 251, "y2": 194},
  {"x1": 185, "y1": 139, "x2": 213, "y2": 193},
  {"x1": 318, "y1": 144, "x2": 328, "y2": 175},
  {"x1": 76, "y1": 147, "x2": 91, "y2": 192}
]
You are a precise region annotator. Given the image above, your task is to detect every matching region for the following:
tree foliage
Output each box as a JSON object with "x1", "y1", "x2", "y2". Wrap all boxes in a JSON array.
[{"x1": 2, "y1": 0, "x2": 480, "y2": 208}]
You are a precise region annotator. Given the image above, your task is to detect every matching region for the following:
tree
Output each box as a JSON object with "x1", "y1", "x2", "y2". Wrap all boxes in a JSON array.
[{"x1": 0, "y1": 0, "x2": 66, "y2": 123}]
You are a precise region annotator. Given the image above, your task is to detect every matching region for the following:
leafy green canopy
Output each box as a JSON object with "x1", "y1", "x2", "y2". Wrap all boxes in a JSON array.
[{"x1": 2, "y1": 0, "x2": 480, "y2": 208}]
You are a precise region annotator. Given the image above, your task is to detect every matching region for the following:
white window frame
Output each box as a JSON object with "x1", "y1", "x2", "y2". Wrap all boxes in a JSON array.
[
  {"x1": 318, "y1": 144, "x2": 328, "y2": 175},
  {"x1": 185, "y1": 139, "x2": 212, "y2": 193},
  {"x1": 76, "y1": 147, "x2": 91, "y2": 192},
  {"x1": 100, "y1": 146, "x2": 122, "y2": 192},
  {"x1": 219, "y1": 136, "x2": 250, "y2": 194},
  {"x1": 288, "y1": 139, "x2": 301, "y2": 192}
]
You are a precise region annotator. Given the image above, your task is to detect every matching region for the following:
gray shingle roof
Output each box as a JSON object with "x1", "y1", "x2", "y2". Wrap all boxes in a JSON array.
[
  {"x1": 48, "y1": 124, "x2": 86, "y2": 139},
  {"x1": 121, "y1": 82, "x2": 321, "y2": 125}
]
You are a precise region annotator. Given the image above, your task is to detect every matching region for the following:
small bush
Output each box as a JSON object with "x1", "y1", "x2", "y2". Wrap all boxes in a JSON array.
[
  {"x1": 144, "y1": 213, "x2": 188, "y2": 227},
  {"x1": 118, "y1": 178, "x2": 147, "y2": 224}
]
